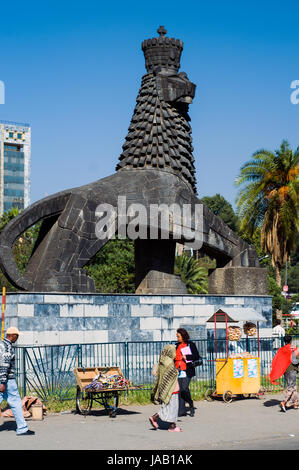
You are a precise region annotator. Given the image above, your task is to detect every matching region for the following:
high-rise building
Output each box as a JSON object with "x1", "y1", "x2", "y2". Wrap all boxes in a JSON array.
[{"x1": 0, "y1": 120, "x2": 31, "y2": 216}]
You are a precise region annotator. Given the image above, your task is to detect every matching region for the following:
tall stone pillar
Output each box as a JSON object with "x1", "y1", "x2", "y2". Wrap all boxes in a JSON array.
[{"x1": 134, "y1": 239, "x2": 187, "y2": 294}]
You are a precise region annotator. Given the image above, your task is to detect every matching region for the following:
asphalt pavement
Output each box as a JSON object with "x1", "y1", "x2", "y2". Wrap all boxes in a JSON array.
[{"x1": 1, "y1": 392, "x2": 299, "y2": 450}]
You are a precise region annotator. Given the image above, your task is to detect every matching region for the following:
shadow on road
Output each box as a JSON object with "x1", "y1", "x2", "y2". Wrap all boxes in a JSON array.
[
  {"x1": 263, "y1": 399, "x2": 281, "y2": 407},
  {"x1": 80, "y1": 407, "x2": 142, "y2": 417},
  {"x1": 0, "y1": 421, "x2": 17, "y2": 432}
]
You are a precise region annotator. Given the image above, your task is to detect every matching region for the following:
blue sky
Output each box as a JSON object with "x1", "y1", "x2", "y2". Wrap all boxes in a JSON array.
[{"x1": 1, "y1": 0, "x2": 299, "y2": 208}]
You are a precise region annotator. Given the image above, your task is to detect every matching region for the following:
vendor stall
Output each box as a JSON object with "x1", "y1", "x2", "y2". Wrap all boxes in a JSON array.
[
  {"x1": 74, "y1": 366, "x2": 141, "y2": 417},
  {"x1": 205, "y1": 308, "x2": 265, "y2": 403}
]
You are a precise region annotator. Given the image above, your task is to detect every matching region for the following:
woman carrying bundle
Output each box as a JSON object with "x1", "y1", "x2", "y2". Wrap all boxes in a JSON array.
[
  {"x1": 149, "y1": 344, "x2": 182, "y2": 432},
  {"x1": 270, "y1": 335, "x2": 299, "y2": 411}
]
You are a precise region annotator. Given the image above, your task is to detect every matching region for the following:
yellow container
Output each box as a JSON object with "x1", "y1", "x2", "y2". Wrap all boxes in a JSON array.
[{"x1": 216, "y1": 357, "x2": 260, "y2": 395}]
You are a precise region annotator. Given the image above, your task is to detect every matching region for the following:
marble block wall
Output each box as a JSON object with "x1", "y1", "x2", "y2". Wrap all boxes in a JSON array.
[{"x1": 3, "y1": 293, "x2": 273, "y2": 346}]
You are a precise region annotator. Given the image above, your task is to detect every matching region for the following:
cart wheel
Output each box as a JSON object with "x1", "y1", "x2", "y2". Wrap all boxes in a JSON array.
[
  {"x1": 242, "y1": 394, "x2": 250, "y2": 399},
  {"x1": 76, "y1": 386, "x2": 93, "y2": 415},
  {"x1": 204, "y1": 388, "x2": 215, "y2": 402},
  {"x1": 223, "y1": 391, "x2": 233, "y2": 403}
]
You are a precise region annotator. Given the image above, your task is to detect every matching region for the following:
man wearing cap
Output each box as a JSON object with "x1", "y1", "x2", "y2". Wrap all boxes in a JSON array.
[{"x1": 0, "y1": 327, "x2": 35, "y2": 436}]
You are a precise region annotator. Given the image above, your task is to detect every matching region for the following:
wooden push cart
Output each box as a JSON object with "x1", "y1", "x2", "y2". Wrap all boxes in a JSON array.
[
  {"x1": 204, "y1": 308, "x2": 265, "y2": 403},
  {"x1": 74, "y1": 366, "x2": 141, "y2": 417}
]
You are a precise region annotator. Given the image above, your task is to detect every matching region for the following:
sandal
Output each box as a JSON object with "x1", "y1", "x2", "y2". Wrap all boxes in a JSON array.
[
  {"x1": 168, "y1": 426, "x2": 183, "y2": 432},
  {"x1": 280, "y1": 402, "x2": 286, "y2": 412},
  {"x1": 149, "y1": 416, "x2": 159, "y2": 430}
]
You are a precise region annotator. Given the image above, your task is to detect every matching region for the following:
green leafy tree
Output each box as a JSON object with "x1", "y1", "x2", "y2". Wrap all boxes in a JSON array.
[
  {"x1": 283, "y1": 235, "x2": 299, "y2": 294},
  {"x1": 291, "y1": 234, "x2": 299, "y2": 265},
  {"x1": 236, "y1": 140, "x2": 299, "y2": 286},
  {"x1": 174, "y1": 254, "x2": 208, "y2": 294},
  {"x1": 0, "y1": 208, "x2": 41, "y2": 290},
  {"x1": 0, "y1": 207, "x2": 20, "y2": 231},
  {"x1": 281, "y1": 262, "x2": 299, "y2": 294},
  {"x1": 85, "y1": 238, "x2": 135, "y2": 293},
  {"x1": 201, "y1": 194, "x2": 239, "y2": 232}
]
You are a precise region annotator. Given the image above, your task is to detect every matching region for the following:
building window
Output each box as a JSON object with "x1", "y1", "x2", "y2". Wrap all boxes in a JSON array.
[{"x1": 4, "y1": 144, "x2": 19, "y2": 151}]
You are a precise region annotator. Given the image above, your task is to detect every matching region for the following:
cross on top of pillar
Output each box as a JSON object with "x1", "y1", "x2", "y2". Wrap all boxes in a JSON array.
[{"x1": 157, "y1": 26, "x2": 167, "y2": 37}]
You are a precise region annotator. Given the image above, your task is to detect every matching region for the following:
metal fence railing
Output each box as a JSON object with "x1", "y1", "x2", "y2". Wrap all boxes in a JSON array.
[{"x1": 13, "y1": 336, "x2": 291, "y2": 401}]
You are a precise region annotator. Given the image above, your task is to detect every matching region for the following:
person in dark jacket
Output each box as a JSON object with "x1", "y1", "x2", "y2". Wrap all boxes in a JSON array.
[{"x1": 175, "y1": 328, "x2": 201, "y2": 417}]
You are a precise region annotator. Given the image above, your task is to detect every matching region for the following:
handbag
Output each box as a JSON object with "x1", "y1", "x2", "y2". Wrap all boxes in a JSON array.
[{"x1": 191, "y1": 356, "x2": 203, "y2": 368}]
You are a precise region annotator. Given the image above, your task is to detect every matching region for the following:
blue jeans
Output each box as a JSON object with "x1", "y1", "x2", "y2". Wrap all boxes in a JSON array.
[{"x1": 0, "y1": 379, "x2": 28, "y2": 434}]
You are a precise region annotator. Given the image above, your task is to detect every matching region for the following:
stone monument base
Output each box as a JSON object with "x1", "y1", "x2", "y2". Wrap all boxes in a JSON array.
[
  {"x1": 208, "y1": 267, "x2": 268, "y2": 295},
  {"x1": 135, "y1": 270, "x2": 187, "y2": 294},
  {"x1": 4, "y1": 292, "x2": 272, "y2": 346}
]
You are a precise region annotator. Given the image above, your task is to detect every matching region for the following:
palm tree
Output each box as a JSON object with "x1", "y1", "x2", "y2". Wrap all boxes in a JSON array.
[
  {"x1": 174, "y1": 254, "x2": 208, "y2": 294},
  {"x1": 235, "y1": 140, "x2": 299, "y2": 286}
]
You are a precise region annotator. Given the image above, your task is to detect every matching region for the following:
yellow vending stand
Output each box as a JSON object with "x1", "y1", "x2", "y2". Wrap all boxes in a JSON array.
[{"x1": 205, "y1": 308, "x2": 264, "y2": 403}]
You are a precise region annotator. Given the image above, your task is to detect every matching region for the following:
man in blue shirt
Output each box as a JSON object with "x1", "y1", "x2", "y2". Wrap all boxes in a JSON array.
[{"x1": 0, "y1": 327, "x2": 35, "y2": 436}]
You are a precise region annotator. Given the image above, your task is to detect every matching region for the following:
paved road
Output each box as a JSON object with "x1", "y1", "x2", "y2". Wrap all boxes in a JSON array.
[{"x1": 1, "y1": 393, "x2": 299, "y2": 450}]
